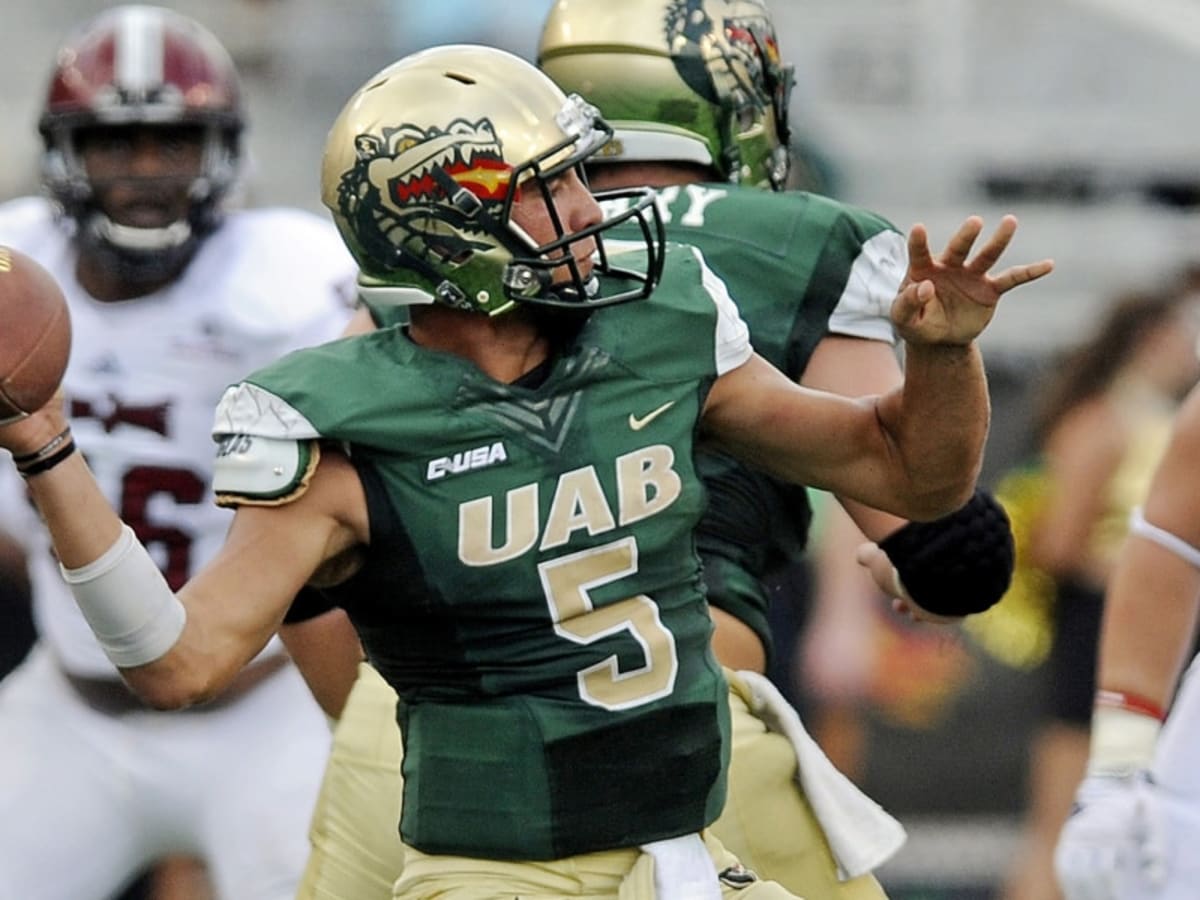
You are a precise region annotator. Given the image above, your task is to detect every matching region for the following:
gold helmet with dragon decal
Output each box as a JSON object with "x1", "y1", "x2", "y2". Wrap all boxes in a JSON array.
[
  {"x1": 538, "y1": 0, "x2": 794, "y2": 191},
  {"x1": 321, "y1": 44, "x2": 665, "y2": 316}
]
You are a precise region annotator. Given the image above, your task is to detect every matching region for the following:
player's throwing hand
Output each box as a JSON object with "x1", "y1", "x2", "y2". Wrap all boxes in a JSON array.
[{"x1": 891, "y1": 215, "x2": 1054, "y2": 347}]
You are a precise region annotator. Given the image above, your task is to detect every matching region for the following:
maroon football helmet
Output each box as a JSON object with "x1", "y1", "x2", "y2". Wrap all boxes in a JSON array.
[{"x1": 38, "y1": 5, "x2": 244, "y2": 278}]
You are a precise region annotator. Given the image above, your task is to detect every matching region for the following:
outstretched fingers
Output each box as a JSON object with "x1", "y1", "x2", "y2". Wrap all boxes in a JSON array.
[
  {"x1": 989, "y1": 258, "x2": 1056, "y2": 293},
  {"x1": 941, "y1": 215, "x2": 985, "y2": 267},
  {"x1": 907, "y1": 223, "x2": 934, "y2": 273},
  {"x1": 903, "y1": 213, "x2": 1054, "y2": 319},
  {"x1": 963, "y1": 214, "x2": 1018, "y2": 273}
]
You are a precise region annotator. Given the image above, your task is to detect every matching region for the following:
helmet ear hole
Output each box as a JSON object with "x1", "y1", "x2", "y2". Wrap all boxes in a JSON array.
[{"x1": 733, "y1": 97, "x2": 756, "y2": 133}]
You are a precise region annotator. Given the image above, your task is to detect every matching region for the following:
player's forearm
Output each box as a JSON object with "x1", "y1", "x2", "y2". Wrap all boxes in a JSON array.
[
  {"x1": 280, "y1": 608, "x2": 364, "y2": 720},
  {"x1": 877, "y1": 341, "x2": 988, "y2": 520},
  {"x1": 1098, "y1": 397, "x2": 1200, "y2": 710},
  {"x1": 837, "y1": 497, "x2": 906, "y2": 544},
  {"x1": 18, "y1": 442, "x2": 220, "y2": 707},
  {"x1": 1097, "y1": 539, "x2": 1200, "y2": 711},
  {"x1": 22, "y1": 445, "x2": 125, "y2": 567},
  {"x1": 24, "y1": 448, "x2": 281, "y2": 709},
  {"x1": 21, "y1": 452, "x2": 197, "y2": 704}
]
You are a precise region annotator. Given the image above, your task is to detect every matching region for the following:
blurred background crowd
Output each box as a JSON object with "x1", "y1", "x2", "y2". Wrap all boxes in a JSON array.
[{"x1": 4, "y1": 1, "x2": 1200, "y2": 898}]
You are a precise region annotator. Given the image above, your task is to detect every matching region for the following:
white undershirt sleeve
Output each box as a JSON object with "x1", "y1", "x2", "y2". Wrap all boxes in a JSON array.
[
  {"x1": 826, "y1": 229, "x2": 907, "y2": 345},
  {"x1": 691, "y1": 247, "x2": 752, "y2": 375}
]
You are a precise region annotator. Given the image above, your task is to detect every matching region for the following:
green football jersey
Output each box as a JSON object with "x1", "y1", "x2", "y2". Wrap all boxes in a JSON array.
[
  {"x1": 212, "y1": 246, "x2": 743, "y2": 860},
  {"x1": 627, "y1": 184, "x2": 901, "y2": 377},
  {"x1": 605, "y1": 185, "x2": 905, "y2": 657}
]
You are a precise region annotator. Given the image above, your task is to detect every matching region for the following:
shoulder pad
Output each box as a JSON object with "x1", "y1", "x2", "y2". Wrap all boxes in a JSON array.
[
  {"x1": 212, "y1": 382, "x2": 321, "y2": 441},
  {"x1": 212, "y1": 434, "x2": 319, "y2": 507},
  {"x1": 211, "y1": 382, "x2": 324, "y2": 506}
]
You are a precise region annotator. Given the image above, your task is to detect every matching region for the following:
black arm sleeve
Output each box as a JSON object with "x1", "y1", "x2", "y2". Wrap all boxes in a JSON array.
[
  {"x1": 877, "y1": 489, "x2": 1015, "y2": 617},
  {"x1": 283, "y1": 585, "x2": 337, "y2": 624}
]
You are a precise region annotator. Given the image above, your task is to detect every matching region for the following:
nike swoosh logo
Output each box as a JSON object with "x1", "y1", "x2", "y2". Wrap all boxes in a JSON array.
[{"x1": 628, "y1": 401, "x2": 676, "y2": 431}]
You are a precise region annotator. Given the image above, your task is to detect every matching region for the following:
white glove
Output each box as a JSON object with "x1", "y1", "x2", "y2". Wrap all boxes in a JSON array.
[{"x1": 1054, "y1": 771, "x2": 1168, "y2": 900}]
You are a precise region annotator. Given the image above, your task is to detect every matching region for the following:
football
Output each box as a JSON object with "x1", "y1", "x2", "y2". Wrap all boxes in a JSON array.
[{"x1": 0, "y1": 245, "x2": 72, "y2": 421}]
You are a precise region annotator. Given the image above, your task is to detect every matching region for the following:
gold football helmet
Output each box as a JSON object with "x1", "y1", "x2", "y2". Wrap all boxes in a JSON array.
[
  {"x1": 321, "y1": 44, "x2": 665, "y2": 316},
  {"x1": 538, "y1": 0, "x2": 794, "y2": 191}
]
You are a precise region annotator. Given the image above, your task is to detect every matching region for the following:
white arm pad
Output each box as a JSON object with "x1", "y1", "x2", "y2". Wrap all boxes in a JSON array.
[
  {"x1": 60, "y1": 524, "x2": 187, "y2": 668},
  {"x1": 1129, "y1": 507, "x2": 1200, "y2": 570}
]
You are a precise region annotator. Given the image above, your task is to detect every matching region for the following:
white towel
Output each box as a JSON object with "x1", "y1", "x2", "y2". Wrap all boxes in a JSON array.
[
  {"x1": 735, "y1": 669, "x2": 908, "y2": 880},
  {"x1": 637, "y1": 833, "x2": 721, "y2": 900}
]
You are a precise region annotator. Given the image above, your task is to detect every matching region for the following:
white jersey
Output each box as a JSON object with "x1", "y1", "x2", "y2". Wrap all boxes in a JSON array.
[{"x1": 0, "y1": 197, "x2": 356, "y2": 676}]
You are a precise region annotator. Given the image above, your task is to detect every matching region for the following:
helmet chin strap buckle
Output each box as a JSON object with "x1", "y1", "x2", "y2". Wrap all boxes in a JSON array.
[
  {"x1": 434, "y1": 280, "x2": 473, "y2": 310},
  {"x1": 503, "y1": 265, "x2": 541, "y2": 296},
  {"x1": 432, "y1": 168, "x2": 483, "y2": 218},
  {"x1": 768, "y1": 146, "x2": 790, "y2": 191}
]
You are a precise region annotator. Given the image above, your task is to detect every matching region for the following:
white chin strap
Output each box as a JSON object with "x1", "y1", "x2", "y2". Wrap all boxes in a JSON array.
[
  {"x1": 357, "y1": 284, "x2": 436, "y2": 308},
  {"x1": 93, "y1": 216, "x2": 192, "y2": 252}
]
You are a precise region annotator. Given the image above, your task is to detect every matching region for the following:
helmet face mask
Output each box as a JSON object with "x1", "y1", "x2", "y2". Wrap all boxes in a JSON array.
[
  {"x1": 38, "y1": 5, "x2": 244, "y2": 283},
  {"x1": 322, "y1": 45, "x2": 665, "y2": 316},
  {"x1": 539, "y1": 0, "x2": 795, "y2": 191}
]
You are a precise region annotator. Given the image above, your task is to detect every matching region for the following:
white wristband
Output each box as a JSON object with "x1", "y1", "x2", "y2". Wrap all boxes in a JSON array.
[
  {"x1": 60, "y1": 524, "x2": 186, "y2": 667},
  {"x1": 1088, "y1": 704, "x2": 1162, "y2": 776}
]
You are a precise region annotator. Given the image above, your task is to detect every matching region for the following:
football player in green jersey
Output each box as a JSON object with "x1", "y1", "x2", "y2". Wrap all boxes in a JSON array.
[
  {"x1": 0, "y1": 43, "x2": 1051, "y2": 900},
  {"x1": 294, "y1": 3, "x2": 1023, "y2": 899},
  {"x1": 540, "y1": 0, "x2": 1022, "y2": 895}
]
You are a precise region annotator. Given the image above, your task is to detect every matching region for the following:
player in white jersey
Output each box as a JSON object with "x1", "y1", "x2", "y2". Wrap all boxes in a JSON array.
[
  {"x1": 0, "y1": 7, "x2": 354, "y2": 899},
  {"x1": 1054, "y1": 380, "x2": 1200, "y2": 898}
]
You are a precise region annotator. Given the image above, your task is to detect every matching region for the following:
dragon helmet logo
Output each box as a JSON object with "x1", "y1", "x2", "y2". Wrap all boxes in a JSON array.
[
  {"x1": 332, "y1": 117, "x2": 513, "y2": 282},
  {"x1": 664, "y1": 0, "x2": 779, "y2": 109}
]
